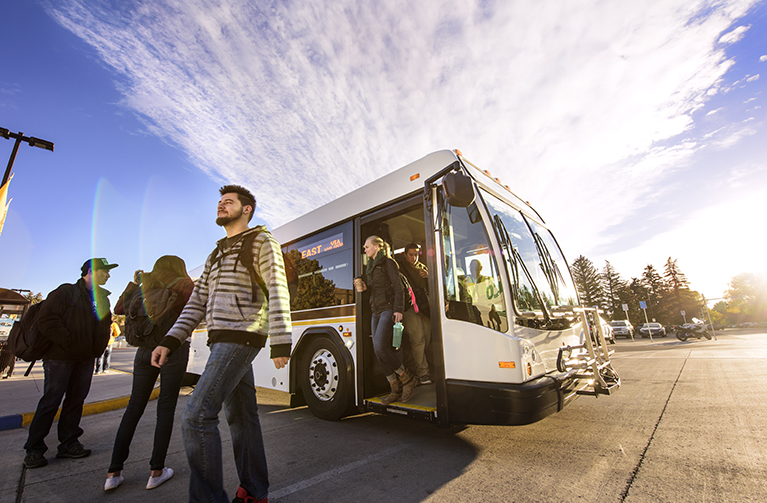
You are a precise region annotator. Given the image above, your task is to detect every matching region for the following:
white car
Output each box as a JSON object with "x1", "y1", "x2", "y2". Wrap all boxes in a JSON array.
[{"x1": 609, "y1": 320, "x2": 634, "y2": 338}]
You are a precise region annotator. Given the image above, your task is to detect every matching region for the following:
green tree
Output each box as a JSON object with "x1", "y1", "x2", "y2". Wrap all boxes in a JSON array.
[
  {"x1": 24, "y1": 292, "x2": 43, "y2": 305},
  {"x1": 602, "y1": 261, "x2": 632, "y2": 320},
  {"x1": 571, "y1": 255, "x2": 605, "y2": 309},
  {"x1": 289, "y1": 250, "x2": 338, "y2": 311},
  {"x1": 661, "y1": 258, "x2": 699, "y2": 324},
  {"x1": 725, "y1": 272, "x2": 767, "y2": 323},
  {"x1": 640, "y1": 265, "x2": 666, "y2": 322}
]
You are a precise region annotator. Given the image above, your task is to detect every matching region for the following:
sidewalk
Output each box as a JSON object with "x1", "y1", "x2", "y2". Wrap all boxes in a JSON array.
[{"x1": 0, "y1": 348, "x2": 149, "y2": 431}]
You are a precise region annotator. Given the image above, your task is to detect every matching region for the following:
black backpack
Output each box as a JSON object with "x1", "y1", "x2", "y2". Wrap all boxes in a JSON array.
[
  {"x1": 124, "y1": 278, "x2": 184, "y2": 348},
  {"x1": 210, "y1": 230, "x2": 298, "y2": 302},
  {"x1": 9, "y1": 285, "x2": 79, "y2": 362}
]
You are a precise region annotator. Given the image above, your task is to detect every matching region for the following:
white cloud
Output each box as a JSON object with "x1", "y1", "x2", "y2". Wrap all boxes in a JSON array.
[
  {"x1": 45, "y1": 0, "x2": 761, "y2": 262},
  {"x1": 760, "y1": 55, "x2": 767, "y2": 62},
  {"x1": 718, "y1": 24, "x2": 750, "y2": 44}
]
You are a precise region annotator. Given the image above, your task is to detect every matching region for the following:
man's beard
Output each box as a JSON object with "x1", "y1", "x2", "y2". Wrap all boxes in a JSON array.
[{"x1": 216, "y1": 207, "x2": 243, "y2": 226}]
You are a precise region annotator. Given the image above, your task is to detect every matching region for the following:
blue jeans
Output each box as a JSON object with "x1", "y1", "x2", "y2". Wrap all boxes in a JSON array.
[
  {"x1": 109, "y1": 343, "x2": 190, "y2": 472},
  {"x1": 24, "y1": 359, "x2": 94, "y2": 455},
  {"x1": 372, "y1": 310, "x2": 401, "y2": 376},
  {"x1": 182, "y1": 343, "x2": 267, "y2": 503}
]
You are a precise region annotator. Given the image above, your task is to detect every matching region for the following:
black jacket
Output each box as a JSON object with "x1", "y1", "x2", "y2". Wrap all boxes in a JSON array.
[
  {"x1": 37, "y1": 278, "x2": 112, "y2": 360},
  {"x1": 364, "y1": 257, "x2": 404, "y2": 315}
]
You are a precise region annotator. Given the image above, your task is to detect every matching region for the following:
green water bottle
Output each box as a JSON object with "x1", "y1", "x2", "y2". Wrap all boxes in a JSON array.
[{"x1": 392, "y1": 322, "x2": 404, "y2": 349}]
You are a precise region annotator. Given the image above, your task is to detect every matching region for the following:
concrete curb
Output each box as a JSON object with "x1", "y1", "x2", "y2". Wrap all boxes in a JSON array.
[{"x1": 0, "y1": 385, "x2": 160, "y2": 432}]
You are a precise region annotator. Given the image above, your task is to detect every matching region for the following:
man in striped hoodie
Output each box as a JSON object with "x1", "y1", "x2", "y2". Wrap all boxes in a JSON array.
[{"x1": 151, "y1": 185, "x2": 292, "y2": 503}]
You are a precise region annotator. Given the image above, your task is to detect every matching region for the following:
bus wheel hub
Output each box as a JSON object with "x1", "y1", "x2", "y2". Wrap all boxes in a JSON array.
[{"x1": 308, "y1": 349, "x2": 339, "y2": 402}]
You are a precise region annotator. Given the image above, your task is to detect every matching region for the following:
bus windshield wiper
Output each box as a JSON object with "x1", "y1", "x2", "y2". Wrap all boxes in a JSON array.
[
  {"x1": 532, "y1": 232, "x2": 563, "y2": 304},
  {"x1": 492, "y1": 214, "x2": 550, "y2": 322}
]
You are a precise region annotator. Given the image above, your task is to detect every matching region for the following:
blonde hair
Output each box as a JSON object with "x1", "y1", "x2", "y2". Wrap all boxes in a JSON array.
[{"x1": 366, "y1": 235, "x2": 391, "y2": 257}]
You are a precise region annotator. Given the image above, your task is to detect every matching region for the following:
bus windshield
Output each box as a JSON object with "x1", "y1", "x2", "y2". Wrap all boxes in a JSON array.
[{"x1": 480, "y1": 188, "x2": 578, "y2": 312}]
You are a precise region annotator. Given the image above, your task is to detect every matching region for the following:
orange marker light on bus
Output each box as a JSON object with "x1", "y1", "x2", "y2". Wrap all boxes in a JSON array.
[
  {"x1": 455, "y1": 149, "x2": 463, "y2": 156},
  {"x1": 499, "y1": 361, "x2": 515, "y2": 369},
  {"x1": 410, "y1": 173, "x2": 420, "y2": 181}
]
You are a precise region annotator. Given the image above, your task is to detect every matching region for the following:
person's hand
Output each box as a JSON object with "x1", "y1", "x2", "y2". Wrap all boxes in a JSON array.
[
  {"x1": 151, "y1": 346, "x2": 170, "y2": 368},
  {"x1": 353, "y1": 278, "x2": 366, "y2": 292},
  {"x1": 393, "y1": 312, "x2": 403, "y2": 323},
  {"x1": 273, "y1": 356, "x2": 290, "y2": 369},
  {"x1": 419, "y1": 269, "x2": 428, "y2": 279}
]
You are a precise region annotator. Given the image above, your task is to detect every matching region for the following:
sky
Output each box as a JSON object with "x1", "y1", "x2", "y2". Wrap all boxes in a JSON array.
[{"x1": 1, "y1": 0, "x2": 766, "y2": 305}]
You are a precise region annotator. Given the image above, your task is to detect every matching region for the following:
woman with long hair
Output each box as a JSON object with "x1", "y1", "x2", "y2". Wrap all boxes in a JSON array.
[
  {"x1": 353, "y1": 236, "x2": 417, "y2": 405},
  {"x1": 104, "y1": 255, "x2": 195, "y2": 491}
]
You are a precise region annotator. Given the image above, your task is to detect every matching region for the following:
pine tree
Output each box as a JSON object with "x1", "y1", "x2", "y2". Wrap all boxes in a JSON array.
[
  {"x1": 602, "y1": 261, "x2": 632, "y2": 319},
  {"x1": 571, "y1": 255, "x2": 605, "y2": 309},
  {"x1": 664, "y1": 257, "x2": 689, "y2": 292},
  {"x1": 641, "y1": 264, "x2": 666, "y2": 321}
]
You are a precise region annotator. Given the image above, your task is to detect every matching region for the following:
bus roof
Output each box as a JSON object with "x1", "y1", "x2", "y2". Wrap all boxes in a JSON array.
[
  {"x1": 272, "y1": 150, "x2": 459, "y2": 244},
  {"x1": 271, "y1": 149, "x2": 546, "y2": 245}
]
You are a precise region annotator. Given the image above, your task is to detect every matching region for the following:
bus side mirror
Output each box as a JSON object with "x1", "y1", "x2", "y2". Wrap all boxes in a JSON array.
[{"x1": 442, "y1": 170, "x2": 475, "y2": 207}]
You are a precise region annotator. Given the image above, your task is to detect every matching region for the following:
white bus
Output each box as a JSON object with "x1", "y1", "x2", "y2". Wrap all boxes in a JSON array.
[{"x1": 187, "y1": 150, "x2": 619, "y2": 427}]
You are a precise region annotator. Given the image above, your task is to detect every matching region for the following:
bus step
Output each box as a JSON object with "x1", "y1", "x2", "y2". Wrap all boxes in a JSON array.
[{"x1": 365, "y1": 397, "x2": 437, "y2": 423}]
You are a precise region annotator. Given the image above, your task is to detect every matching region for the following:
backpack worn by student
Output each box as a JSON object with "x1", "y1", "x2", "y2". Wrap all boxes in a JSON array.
[
  {"x1": 209, "y1": 230, "x2": 299, "y2": 302},
  {"x1": 9, "y1": 285, "x2": 80, "y2": 362},
  {"x1": 124, "y1": 277, "x2": 184, "y2": 348}
]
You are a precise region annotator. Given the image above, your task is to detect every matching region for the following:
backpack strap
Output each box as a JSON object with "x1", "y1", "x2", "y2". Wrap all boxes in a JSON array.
[
  {"x1": 238, "y1": 231, "x2": 269, "y2": 302},
  {"x1": 209, "y1": 230, "x2": 270, "y2": 303}
]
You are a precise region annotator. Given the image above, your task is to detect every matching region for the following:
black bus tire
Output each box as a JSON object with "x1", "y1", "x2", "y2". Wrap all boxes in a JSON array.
[{"x1": 300, "y1": 336, "x2": 353, "y2": 421}]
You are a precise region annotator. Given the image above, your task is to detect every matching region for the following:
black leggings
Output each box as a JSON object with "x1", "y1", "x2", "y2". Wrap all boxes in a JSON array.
[{"x1": 108, "y1": 343, "x2": 189, "y2": 472}]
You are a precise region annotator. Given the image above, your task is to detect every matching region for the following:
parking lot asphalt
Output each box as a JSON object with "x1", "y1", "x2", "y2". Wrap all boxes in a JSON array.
[{"x1": 1, "y1": 330, "x2": 765, "y2": 503}]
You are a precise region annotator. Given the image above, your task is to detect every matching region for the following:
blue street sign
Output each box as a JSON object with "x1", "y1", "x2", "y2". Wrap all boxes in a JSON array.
[{"x1": 639, "y1": 301, "x2": 647, "y2": 309}]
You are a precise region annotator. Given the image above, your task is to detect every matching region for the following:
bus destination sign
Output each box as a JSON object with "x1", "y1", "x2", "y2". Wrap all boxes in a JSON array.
[{"x1": 299, "y1": 233, "x2": 344, "y2": 259}]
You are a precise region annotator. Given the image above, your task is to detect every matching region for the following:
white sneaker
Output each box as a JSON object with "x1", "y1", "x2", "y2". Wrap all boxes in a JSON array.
[
  {"x1": 104, "y1": 474, "x2": 124, "y2": 491},
  {"x1": 146, "y1": 467, "x2": 173, "y2": 489}
]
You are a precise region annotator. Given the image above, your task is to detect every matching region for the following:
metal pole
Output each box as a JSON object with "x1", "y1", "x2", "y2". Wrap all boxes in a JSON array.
[
  {"x1": 643, "y1": 306, "x2": 653, "y2": 343},
  {"x1": 2, "y1": 134, "x2": 22, "y2": 187}
]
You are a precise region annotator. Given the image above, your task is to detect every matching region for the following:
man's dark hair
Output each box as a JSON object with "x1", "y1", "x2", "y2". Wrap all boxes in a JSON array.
[
  {"x1": 404, "y1": 243, "x2": 420, "y2": 254},
  {"x1": 219, "y1": 184, "x2": 256, "y2": 222}
]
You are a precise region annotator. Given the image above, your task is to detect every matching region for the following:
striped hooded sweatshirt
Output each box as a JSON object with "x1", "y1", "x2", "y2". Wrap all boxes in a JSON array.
[{"x1": 159, "y1": 226, "x2": 292, "y2": 358}]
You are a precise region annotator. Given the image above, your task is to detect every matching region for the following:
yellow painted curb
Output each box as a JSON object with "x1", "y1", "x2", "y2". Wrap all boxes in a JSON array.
[{"x1": 20, "y1": 386, "x2": 161, "y2": 427}]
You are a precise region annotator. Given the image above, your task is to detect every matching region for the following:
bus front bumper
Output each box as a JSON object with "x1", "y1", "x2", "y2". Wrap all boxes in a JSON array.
[{"x1": 446, "y1": 370, "x2": 580, "y2": 426}]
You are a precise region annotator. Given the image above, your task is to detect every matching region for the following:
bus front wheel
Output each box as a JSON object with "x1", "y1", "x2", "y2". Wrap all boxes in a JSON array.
[{"x1": 300, "y1": 336, "x2": 353, "y2": 421}]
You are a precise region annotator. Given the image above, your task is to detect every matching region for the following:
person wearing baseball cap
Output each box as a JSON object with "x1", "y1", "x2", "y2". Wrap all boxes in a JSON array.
[{"x1": 22, "y1": 257, "x2": 118, "y2": 469}]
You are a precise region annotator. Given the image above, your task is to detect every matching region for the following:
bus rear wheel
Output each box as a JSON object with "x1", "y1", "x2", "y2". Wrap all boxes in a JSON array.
[{"x1": 300, "y1": 336, "x2": 353, "y2": 421}]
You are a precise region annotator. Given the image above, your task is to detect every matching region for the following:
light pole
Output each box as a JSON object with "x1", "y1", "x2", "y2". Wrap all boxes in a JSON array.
[{"x1": 1, "y1": 127, "x2": 54, "y2": 187}]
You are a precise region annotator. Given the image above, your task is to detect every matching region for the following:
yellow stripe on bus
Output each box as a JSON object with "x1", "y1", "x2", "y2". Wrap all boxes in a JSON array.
[{"x1": 292, "y1": 316, "x2": 356, "y2": 327}]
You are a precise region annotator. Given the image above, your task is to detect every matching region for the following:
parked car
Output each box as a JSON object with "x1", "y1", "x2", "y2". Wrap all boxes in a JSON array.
[
  {"x1": 609, "y1": 320, "x2": 635, "y2": 338},
  {"x1": 639, "y1": 322, "x2": 666, "y2": 338}
]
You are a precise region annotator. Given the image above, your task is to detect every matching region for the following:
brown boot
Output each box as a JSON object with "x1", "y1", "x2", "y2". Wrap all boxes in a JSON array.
[
  {"x1": 381, "y1": 378, "x2": 402, "y2": 405},
  {"x1": 398, "y1": 369, "x2": 417, "y2": 402}
]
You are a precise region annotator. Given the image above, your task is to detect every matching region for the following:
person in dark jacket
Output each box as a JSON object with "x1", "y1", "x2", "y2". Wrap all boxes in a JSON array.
[
  {"x1": 395, "y1": 243, "x2": 432, "y2": 385},
  {"x1": 23, "y1": 258, "x2": 117, "y2": 469},
  {"x1": 104, "y1": 255, "x2": 195, "y2": 492},
  {"x1": 353, "y1": 235, "x2": 417, "y2": 405}
]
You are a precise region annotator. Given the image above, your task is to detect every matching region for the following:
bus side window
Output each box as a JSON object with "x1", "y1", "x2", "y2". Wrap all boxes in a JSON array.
[
  {"x1": 283, "y1": 221, "x2": 355, "y2": 310},
  {"x1": 441, "y1": 203, "x2": 508, "y2": 332}
]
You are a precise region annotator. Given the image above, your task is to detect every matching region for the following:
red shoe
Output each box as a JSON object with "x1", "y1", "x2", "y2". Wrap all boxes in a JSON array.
[{"x1": 232, "y1": 486, "x2": 267, "y2": 503}]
